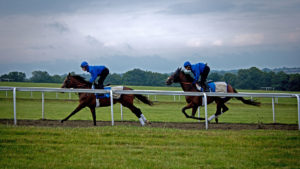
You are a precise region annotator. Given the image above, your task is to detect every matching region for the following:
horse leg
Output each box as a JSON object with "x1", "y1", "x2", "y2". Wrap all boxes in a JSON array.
[
  {"x1": 89, "y1": 106, "x2": 96, "y2": 126},
  {"x1": 191, "y1": 105, "x2": 198, "y2": 117},
  {"x1": 120, "y1": 100, "x2": 150, "y2": 126},
  {"x1": 182, "y1": 103, "x2": 205, "y2": 120},
  {"x1": 208, "y1": 98, "x2": 222, "y2": 123},
  {"x1": 215, "y1": 99, "x2": 229, "y2": 123},
  {"x1": 222, "y1": 102, "x2": 229, "y2": 113},
  {"x1": 61, "y1": 103, "x2": 86, "y2": 123}
]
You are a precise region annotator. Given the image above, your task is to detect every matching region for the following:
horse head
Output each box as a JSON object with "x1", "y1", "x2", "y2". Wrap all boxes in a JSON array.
[
  {"x1": 61, "y1": 73, "x2": 91, "y2": 88},
  {"x1": 166, "y1": 67, "x2": 194, "y2": 85}
]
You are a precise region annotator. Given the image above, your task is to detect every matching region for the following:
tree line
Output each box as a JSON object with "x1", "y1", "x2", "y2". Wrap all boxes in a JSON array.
[{"x1": 1, "y1": 67, "x2": 300, "y2": 91}]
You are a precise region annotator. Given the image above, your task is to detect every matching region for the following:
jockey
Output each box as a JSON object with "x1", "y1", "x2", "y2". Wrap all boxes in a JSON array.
[
  {"x1": 183, "y1": 61, "x2": 210, "y2": 92},
  {"x1": 80, "y1": 61, "x2": 109, "y2": 89}
]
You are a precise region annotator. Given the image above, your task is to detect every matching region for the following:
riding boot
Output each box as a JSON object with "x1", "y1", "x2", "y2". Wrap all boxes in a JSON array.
[
  {"x1": 202, "y1": 82, "x2": 210, "y2": 92},
  {"x1": 97, "y1": 83, "x2": 104, "y2": 89},
  {"x1": 96, "y1": 83, "x2": 104, "y2": 96}
]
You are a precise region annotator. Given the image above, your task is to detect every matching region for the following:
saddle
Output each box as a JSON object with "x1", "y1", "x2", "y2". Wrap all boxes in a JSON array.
[
  {"x1": 196, "y1": 82, "x2": 227, "y2": 93},
  {"x1": 95, "y1": 86, "x2": 124, "y2": 107}
]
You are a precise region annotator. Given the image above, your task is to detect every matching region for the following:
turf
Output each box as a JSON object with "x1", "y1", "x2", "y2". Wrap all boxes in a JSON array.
[
  {"x1": 0, "y1": 82, "x2": 299, "y2": 169},
  {"x1": 0, "y1": 125, "x2": 299, "y2": 169}
]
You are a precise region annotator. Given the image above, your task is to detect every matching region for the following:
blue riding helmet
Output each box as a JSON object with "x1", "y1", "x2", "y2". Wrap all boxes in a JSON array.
[
  {"x1": 184, "y1": 61, "x2": 192, "y2": 67},
  {"x1": 81, "y1": 61, "x2": 88, "y2": 68}
]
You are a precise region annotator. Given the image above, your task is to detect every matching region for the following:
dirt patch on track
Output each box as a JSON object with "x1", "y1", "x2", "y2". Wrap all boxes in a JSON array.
[{"x1": 0, "y1": 119, "x2": 297, "y2": 130}]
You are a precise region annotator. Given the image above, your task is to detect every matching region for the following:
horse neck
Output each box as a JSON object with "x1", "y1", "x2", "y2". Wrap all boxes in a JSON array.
[
  {"x1": 72, "y1": 81, "x2": 91, "y2": 89},
  {"x1": 179, "y1": 81, "x2": 197, "y2": 92}
]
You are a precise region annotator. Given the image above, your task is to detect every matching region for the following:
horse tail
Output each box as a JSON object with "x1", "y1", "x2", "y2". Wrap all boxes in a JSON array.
[
  {"x1": 233, "y1": 88, "x2": 261, "y2": 106},
  {"x1": 135, "y1": 94, "x2": 153, "y2": 106}
]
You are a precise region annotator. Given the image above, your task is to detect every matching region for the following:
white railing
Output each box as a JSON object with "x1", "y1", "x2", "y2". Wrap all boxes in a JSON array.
[{"x1": 1, "y1": 87, "x2": 299, "y2": 130}]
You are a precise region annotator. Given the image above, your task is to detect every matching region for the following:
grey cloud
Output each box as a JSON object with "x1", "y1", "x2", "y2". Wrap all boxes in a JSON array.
[
  {"x1": 47, "y1": 22, "x2": 69, "y2": 33},
  {"x1": 0, "y1": 0, "x2": 97, "y2": 16},
  {"x1": 161, "y1": 0, "x2": 235, "y2": 15},
  {"x1": 85, "y1": 35, "x2": 103, "y2": 46}
]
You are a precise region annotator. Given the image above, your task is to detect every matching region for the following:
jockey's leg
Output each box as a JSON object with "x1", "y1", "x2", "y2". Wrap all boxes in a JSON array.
[
  {"x1": 97, "y1": 68, "x2": 109, "y2": 89},
  {"x1": 200, "y1": 65, "x2": 210, "y2": 92}
]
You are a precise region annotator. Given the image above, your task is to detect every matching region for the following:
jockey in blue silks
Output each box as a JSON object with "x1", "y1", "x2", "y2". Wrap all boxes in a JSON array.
[
  {"x1": 183, "y1": 61, "x2": 210, "y2": 92},
  {"x1": 80, "y1": 61, "x2": 109, "y2": 89}
]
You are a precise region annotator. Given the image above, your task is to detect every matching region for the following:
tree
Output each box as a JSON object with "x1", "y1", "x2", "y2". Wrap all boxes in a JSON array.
[
  {"x1": 223, "y1": 73, "x2": 237, "y2": 86},
  {"x1": 208, "y1": 72, "x2": 222, "y2": 82},
  {"x1": 30, "y1": 71, "x2": 52, "y2": 83},
  {"x1": 272, "y1": 71, "x2": 289, "y2": 91},
  {"x1": 52, "y1": 75, "x2": 64, "y2": 83},
  {"x1": 0, "y1": 71, "x2": 26, "y2": 82},
  {"x1": 106, "y1": 73, "x2": 122, "y2": 85},
  {"x1": 288, "y1": 74, "x2": 300, "y2": 91},
  {"x1": 236, "y1": 67, "x2": 264, "y2": 89}
]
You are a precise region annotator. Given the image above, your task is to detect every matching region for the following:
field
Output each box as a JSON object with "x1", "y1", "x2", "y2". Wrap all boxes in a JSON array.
[{"x1": 0, "y1": 82, "x2": 299, "y2": 168}]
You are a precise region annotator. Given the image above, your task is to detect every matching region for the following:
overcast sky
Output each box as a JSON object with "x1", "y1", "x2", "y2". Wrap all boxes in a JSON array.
[{"x1": 0, "y1": 0, "x2": 300, "y2": 76}]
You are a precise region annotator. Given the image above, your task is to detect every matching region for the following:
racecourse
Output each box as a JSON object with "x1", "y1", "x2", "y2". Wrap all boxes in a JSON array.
[{"x1": 0, "y1": 82, "x2": 299, "y2": 168}]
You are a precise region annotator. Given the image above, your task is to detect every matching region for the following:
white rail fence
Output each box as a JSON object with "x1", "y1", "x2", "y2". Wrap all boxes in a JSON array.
[{"x1": 1, "y1": 87, "x2": 299, "y2": 130}]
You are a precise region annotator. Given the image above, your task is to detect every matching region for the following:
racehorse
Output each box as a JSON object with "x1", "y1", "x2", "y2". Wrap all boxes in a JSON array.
[
  {"x1": 166, "y1": 68, "x2": 260, "y2": 123},
  {"x1": 61, "y1": 73, "x2": 153, "y2": 126}
]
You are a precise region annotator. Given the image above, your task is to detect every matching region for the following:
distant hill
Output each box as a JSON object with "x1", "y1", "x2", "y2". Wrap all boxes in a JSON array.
[
  {"x1": 212, "y1": 67, "x2": 300, "y2": 75},
  {"x1": 263, "y1": 67, "x2": 300, "y2": 74}
]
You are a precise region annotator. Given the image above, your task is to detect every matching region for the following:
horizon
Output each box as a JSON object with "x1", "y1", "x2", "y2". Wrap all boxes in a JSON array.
[{"x1": 1, "y1": 66, "x2": 299, "y2": 78}]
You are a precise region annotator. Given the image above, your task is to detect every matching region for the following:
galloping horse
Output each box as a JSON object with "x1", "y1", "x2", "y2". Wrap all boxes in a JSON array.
[
  {"x1": 166, "y1": 68, "x2": 260, "y2": 123},
  {"x1": 61, "y1": 73, "x2": 153, "y2": 126}
]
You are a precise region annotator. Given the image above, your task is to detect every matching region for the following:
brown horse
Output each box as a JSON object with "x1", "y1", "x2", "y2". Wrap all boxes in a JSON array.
[
  {"x1": 166, "y1": 68, "x2": 260, "y2": 123},
  {"x1": 61, "y1": 73, "x2": 153, "y2": 126}
]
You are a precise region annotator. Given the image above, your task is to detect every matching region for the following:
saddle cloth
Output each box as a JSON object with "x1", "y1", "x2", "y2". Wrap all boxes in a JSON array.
[
  {"x1": 96, "y1": 86, "x2": 124, "y2": 107},
  {"x1": 214, "y1": 82, "x2": 228, "y2": 93},
  {"x1": 196, "y1": 82, "x2": 227, "y2": 93}
]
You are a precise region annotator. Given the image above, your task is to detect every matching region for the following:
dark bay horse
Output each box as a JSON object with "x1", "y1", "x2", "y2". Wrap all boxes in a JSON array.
[
  {"x1": 166, "y1": 68, "x2": 260, "y2": 123},
  {"x1": 61, "y1": 73, "x2": 153, "y2": 126}
]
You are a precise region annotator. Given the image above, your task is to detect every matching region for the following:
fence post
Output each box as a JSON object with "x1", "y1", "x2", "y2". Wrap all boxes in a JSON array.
[
  {"x1": 203, "y1": 93, "x2": 208, "y2": 130},
  {"x1": 296, "y1": 95, "x2": 300, "y2": 130},
  {"x1": 272, "y1": 97, "x2": 275, "y2": 123},
  {"x1": 198, "y1": 106, "x2": 201, "y2": 123},
  {"x1": 42, "y1": 92, "x2": 45, "y2": 120},
  {"x1": 110, "y1": 90, "x2": 114, "y2": 126},
  {"x1": 13, "y1": 88, "x2": 17, "y2": 125},
  {"x1": 120, "y1": 104, "x2": 123, "y2": 121}
]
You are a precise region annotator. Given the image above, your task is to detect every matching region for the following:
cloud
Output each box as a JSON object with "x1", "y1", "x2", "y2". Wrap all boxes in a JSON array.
[
  {"x1": 0, "y1": 0, "x2": 300, "y2": 76},
  {"x1": 162, "y1": 0, "x2": 235, "y2": 15},
  {"x1": 46, "y1": 21, "x2": 69, "y2": 33},
  {"x1": 233, "y1": 34, "x2": 264, "y2": 46},
  {"x1": 212, "y1": 40, "x2": 223, "y2": 46}
]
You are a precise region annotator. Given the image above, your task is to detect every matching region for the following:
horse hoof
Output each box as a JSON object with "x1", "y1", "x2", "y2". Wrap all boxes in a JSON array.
[
  {"x1": 146, "y1": 120, "x2": 151, "y2": 125},
  {"x1": 60, "y1": 120, "x2": 64, "y2": 123}
]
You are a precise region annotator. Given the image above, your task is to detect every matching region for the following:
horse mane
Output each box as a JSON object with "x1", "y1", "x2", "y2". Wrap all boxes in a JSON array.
[
  {"x1": 177, "y1": 67, "x2": 194, "y2": 82},
  {"x1": 71, "y1": 75, "x2": 91, "y2": 85}
]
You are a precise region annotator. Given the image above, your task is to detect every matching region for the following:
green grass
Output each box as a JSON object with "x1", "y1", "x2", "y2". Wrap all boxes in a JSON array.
[
  {"x1": 0, "y1": 82, "x2": 300, "y2": 169},
  {"x1": 0, "y1": 125, "x2": 299, "y2": 169},
  {"x1": 0, "y1": 82, "x2": 299, "y2": 124}
]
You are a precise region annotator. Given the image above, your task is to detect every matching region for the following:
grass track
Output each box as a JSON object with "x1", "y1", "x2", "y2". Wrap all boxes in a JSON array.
[
  {"x1": 0, "y1": 125, "x2": 299, "y2": 169},
  {"x1": 0, "y1": 82, "x2": 300, "y2": 168}
]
